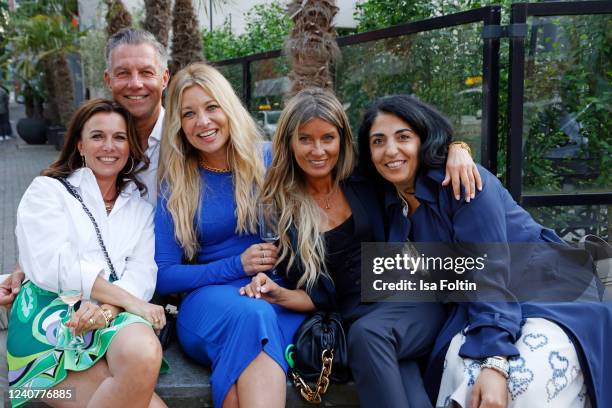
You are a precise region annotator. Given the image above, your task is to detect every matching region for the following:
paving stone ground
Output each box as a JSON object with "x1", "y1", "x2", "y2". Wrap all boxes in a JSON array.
[
  {"x1": 0, "y1": 138, "x2": 59, "y2": 274},
  {"x1": 0, "y1": 102, "x2": 59, "y2": 274}
]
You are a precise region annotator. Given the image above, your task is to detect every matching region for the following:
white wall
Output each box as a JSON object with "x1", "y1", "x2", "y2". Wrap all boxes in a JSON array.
[
  {"x1": 78, "y1": 0, "x2": 358, "y2": 34},
  {"x1": 199, "y1": 0, "x2": 358, "y2": 34}
]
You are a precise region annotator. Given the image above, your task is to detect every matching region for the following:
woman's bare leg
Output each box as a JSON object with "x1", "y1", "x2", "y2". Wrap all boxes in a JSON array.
[
  {"x1": 222, "y1": 384, "x2": 239, "y2": 408},
  {"x1": 87, "y1": 323, "x2": 163, "y2": 408},
  {"x1": 40, "y1": 324, "x2": 164, "y2": 408},
  {"x1": 236, "y1": 351, "x2": 285, "y2": 408},
  {"x1": 42, "y1": 358, "x2": 111, "y2": 408},
  {"x1": 148, "y1": 392, "x2": 167, "y2": 408}
]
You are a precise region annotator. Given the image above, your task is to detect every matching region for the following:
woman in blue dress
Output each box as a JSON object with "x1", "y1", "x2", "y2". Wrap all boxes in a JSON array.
[
  {"x1": 357, "y1": 94, "x2": 612, "y2": 408},
  {"x1": 154, "y1": 62, "x2": 306, "y2": 408}
]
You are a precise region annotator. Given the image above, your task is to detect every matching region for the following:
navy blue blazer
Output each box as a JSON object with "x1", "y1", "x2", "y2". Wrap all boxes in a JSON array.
[{"x1": 385, "y1": 165, "x2": 612, "y2": 408}]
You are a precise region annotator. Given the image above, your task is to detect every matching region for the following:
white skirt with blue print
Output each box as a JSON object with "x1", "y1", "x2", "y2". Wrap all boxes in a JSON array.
[{"x1": 436, "y1": 318, "x2": 590, "y2": 408}]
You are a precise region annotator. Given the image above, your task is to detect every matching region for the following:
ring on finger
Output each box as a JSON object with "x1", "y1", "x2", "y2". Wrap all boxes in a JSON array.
[{"x1": 89, "y1": 318, "x2": 95, "y2": 326}]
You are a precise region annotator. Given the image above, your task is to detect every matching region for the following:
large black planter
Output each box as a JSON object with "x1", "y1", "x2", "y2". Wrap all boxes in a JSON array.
[
  {"x1": 46, "y1": 125, "x2": 66, "y2": 151},
  {"x1": 17, "y1": 118, "x2": 47, "y2": 144}
]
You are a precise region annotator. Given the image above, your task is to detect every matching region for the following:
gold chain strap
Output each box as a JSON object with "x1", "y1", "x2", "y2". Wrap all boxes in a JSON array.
[{"x1": 289, "y1": 349, "x2": 334, "y2": 404}]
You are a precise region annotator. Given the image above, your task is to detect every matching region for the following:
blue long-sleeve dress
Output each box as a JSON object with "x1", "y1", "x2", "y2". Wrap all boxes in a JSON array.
[
  {"x1": 154, "y1": 147, "x2": 306, "y2": 407},
  {"x1": 385, "y1": 165, "x2": 612, "y2": 408}
]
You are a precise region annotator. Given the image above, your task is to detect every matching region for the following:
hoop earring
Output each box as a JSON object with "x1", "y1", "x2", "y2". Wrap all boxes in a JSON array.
[{"x1": 125, "y1": 156, "x2": 135, "y2": 174}]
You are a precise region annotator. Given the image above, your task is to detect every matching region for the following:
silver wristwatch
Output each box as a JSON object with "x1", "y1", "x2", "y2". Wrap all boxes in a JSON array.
[{"x1": 480, "y1": 356, "x2": 510, "y2": 378}]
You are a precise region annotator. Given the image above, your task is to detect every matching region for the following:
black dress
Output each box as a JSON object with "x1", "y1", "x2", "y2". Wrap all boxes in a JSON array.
[{"x1": 281, "y1": 174, "x2": 446, "y2": 408}]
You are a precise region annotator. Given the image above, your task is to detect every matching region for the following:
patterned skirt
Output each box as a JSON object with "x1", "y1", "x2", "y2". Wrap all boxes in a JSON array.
[
  {"x1": 7, "y1": 281, "x2": 152, "y2": 408},
  {"x1": 436, "y1": 318, "x2": 590, "y2": 408}
]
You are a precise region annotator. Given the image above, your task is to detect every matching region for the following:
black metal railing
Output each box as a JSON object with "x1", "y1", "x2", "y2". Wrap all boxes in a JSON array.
[
  {"x1": 506, "y1": 1, "x2": 612, "y2": 208},
  {"x1": 212, "y1": 2, "x2": 611, "y2": 238},
  {"x1": 214, "y1": 6, "x2": 501, "y2": 169}
]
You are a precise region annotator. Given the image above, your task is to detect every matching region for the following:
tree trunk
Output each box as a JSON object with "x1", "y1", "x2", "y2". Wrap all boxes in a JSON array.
[
  {"x1": 285, "y1": 0, "x2": 340, "y2": 98},
  {"x1": 52, "y1": 54, "x2": 76, "y2": 127},
  {"x1": 105, "y1": 0, "x2": 133, "y2": 38},
  {"x1": 40, "y1": 55, "x2": 75, "y2": 127},
  {"x1": 144, "y1": 0, "x2": 171, "y2": 47},
  {"x1": 170, "y1": 0, "x2": 204, "y2": 76},
  {"x1": 23, "y1": 87, "x2": 39, "y2": 119},
  {"x1": 41, "y1": 58, "x2": 61, "y2": 125}
]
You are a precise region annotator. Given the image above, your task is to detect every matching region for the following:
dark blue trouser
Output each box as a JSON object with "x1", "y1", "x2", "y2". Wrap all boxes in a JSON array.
[
  {"x1": 0, "y1": 113, "x2": 11, "y2": 136},
  {"x1": 344, "y1": 302, "x2": 446, "y2": 408}
]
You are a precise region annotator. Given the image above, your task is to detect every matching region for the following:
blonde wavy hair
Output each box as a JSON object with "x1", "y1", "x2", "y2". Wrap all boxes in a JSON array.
[
  {"x1": 261, "y1": 88, "x2": 355, "y2": 289},
  {"x1": 158, "y1": 62, "x2": 265, "y2": 260}
]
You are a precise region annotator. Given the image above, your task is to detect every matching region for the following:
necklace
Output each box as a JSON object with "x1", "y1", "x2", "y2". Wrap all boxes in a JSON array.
[
  {"x1": 312, "y1": 186, "x2": 338, "y2": 210},
  {"x1": 199, "y1": 159, "x2": 231, "y2": 173},
  {"x1": 103, "y1": 196, "x2": 117, "y2": 214}
]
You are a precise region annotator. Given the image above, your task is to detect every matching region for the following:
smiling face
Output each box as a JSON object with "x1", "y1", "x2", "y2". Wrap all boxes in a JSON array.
[
  {"x1": 368, "y1": 112, "x2": 421, "y2": 191},
  {"x1": 104, "y1": 43, "x2": 169, "y2": 122},
  {"x1": 180, "y1": 85, "x2": 231, "y2": 163},
  {"x1": 291, "y1": 117, "x2": 341, "y2": 182},
  {"x1": 77, "y1": 112, "x2": 130, "y2": 183}
]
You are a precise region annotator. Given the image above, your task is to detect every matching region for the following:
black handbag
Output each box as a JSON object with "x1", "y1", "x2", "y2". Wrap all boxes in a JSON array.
[
  {"x1": 150, "y1": 293, "x2": 180, "y2": 350},
  {"x1": 286, "y1": 311, "x2": 349, "y2": 404},
  {"x1": 157, "y1": 303, "x2": 178, "y2": 350}
]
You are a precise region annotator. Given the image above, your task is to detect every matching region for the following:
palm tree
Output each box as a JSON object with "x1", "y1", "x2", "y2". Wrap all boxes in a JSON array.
[
  {"x1": 44, "y1": 14, "x2": 82, "y2": 127},
  {"x1": 170, "y1": 0, "x2": 204, "y2": 75},
  {"x1": 144, "y1": 0, "x2": 171, "y2": 47},
  {"x1": 105, "y1": 0, "x2": 133, "y2": 38},
  {"x1": 285, "y1": 0, "x2": 340, "y2": 98},
  {"x1": 10, "y1": 13, "x2": 82, "y2": 125},
  {"x1": 47, "y1": 53, "x2": 75, "y2": 126}
]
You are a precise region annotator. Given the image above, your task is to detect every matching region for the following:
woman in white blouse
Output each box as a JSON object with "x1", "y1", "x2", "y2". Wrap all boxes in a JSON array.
[{"x1": 8, "y1": 99, "x2": 167, "y2": 408}]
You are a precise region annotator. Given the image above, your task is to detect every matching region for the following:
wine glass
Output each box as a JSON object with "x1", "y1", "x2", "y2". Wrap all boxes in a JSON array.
[
  {"x1": 258, "y1": 202, "x2": 280, "y2": 276},
  {"x1": 56, "y1": 243, "x2": 84, "y2": 351}
]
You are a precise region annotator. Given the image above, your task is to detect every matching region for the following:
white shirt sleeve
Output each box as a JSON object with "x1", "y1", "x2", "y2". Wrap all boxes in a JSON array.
[
  {"x1": 112, "y1": 203, "x2": 157, "y2": 301},
  {"x1": 15, "y1": 177, "x2": 103, "y2": 298}
]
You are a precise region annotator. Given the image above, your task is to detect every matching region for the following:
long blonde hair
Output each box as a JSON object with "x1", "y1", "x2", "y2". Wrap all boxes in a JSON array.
[
  {"x1": 261, "y1": 88, "x2": 355, "y2": 289},
  {"x1": 158, "y1": 62, "x2": 265, "y2": 260}
]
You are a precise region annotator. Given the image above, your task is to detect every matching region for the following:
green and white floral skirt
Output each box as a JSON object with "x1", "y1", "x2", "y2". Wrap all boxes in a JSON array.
[{"x1": 7, "y1": 281, "x2": 159, "y2": 407}]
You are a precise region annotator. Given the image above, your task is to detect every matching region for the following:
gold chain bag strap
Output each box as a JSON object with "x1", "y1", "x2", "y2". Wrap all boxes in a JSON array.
[
  {"x1": 288, "y1": 349, "x2": 334, "y2": 403},
  {"x1": 284, "y1": 311, "x2": 349, "y2": 404}
]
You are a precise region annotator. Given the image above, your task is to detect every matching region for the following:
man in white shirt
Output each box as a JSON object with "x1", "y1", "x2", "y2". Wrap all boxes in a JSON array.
[
  {"x1": 1, "y1": 28, "x2": 169, "y2": 306},
  {"x1": 104, "y1": 28, "x2": 170, "y2": 205}
]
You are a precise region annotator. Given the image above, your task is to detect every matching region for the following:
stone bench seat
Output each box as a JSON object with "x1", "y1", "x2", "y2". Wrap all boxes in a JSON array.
[
  {"x1": 1, "y1": 334, "x2": 358, "y2": 407},
  {"x1": 158, "y1": 342, "x2": 359, "y2": 407}
]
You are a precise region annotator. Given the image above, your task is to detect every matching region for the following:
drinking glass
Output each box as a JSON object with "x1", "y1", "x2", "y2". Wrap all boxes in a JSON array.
[
  {"x1": 258, "y1": 202, "x2": 280, "y2": 276},
  {"x1": 56, "y1": 243, "x2": 84, "y2": 351},
  {"x1": 258, "y1": 202, "x2": 280, "y2": 243}
]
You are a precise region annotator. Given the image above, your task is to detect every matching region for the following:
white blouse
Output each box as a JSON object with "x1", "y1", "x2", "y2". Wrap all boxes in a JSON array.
[
  {"x1": 138, "y1": 106, "x2": 164, "y2": 206},
  {"x1": 15, "y1": 168, "x2": 157, "y2": 301}
]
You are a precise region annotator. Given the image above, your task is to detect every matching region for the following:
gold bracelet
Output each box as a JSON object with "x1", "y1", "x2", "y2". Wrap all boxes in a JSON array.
[{"x1": 449, "y1": 140, "x2": 472, "y2": 156}]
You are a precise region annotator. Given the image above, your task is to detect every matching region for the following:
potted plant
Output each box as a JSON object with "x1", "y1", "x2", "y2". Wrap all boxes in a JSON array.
[{"x1": 8, "y1": 10, "x2": 83, "y2": 145}]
